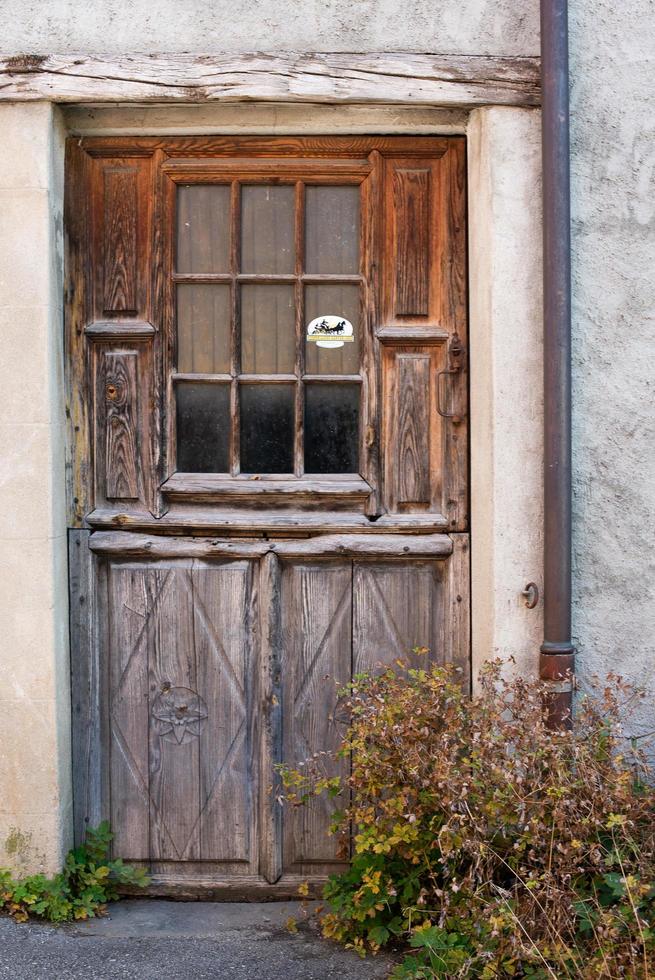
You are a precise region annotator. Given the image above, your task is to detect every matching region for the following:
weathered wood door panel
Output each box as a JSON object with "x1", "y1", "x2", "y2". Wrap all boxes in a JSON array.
[
  {"x1": 66, "y1": 136, "x2": 469, "y2": 895},
  {"x1": 106, "y1": 559, "x2": 257, "y2": 876},
  {"x1": 279, "y1": 551, "x2": 471, "y2": 876},
  {"x1": 281, "y1": 560, "x2": 352, "y2": 876}
]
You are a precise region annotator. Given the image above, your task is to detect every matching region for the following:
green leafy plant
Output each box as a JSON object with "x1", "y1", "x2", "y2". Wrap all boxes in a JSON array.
[
  {"x1": 0, "y1": 822, "x2": 149, "y2": 922},
  {"x1": 280, "y1": 658, "x2": 655, "y2": 978}
]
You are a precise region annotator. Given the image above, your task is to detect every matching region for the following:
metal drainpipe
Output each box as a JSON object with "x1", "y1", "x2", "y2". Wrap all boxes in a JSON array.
[{"x1": 540, "y1": 0, "x2": 576, "y2": 726}]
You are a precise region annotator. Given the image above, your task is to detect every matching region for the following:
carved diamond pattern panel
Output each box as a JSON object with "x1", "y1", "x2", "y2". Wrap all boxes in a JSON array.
[
  {"x1": 281, "y1": 561, "x2": 352, "y2": 874},
  {"x1": 107, "y1": 560, "x2": 254, "y2": 870}
]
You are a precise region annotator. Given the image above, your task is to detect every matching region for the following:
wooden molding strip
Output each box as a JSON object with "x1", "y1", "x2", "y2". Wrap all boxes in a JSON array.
[
  {"x1": 376, "y1": 326, "x2": 450, "y2": 343},
  {"x1": 0, "y1": 53, "x2": 540, "y2": 106},
  {"x1": 84, "y1": 320, "x2": 156, "y2": 340},
  {"x1": 88, "y1": 530, "x2": 453, "y2": 559},
  {"x1": 161, "y1": 473, "x2": 372, "y2": 501},
  {"x1": 162, "y1": 156, "x2": 371, "y2": 175},
  {"x1": 86, "y1": 507, "x2": 450, "y2": 534}
]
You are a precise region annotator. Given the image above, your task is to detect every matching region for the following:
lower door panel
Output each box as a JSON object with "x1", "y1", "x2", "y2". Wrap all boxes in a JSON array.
[
  {"x1": 70, "y1": 531, "x2": 469, "y2": 895},
  {"x1": 106, "y1": 559, "x2": 258, "y2": 879}
]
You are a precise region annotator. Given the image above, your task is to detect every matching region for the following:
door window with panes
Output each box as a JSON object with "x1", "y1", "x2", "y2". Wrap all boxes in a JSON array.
[{"x1": 174, "y1": 181, "x2": 362, "y2": 479}]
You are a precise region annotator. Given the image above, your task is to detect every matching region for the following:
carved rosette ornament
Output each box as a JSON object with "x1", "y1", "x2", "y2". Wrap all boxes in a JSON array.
[{"x1": 152, "y1": 685, "x2": 208, "y2": 745}]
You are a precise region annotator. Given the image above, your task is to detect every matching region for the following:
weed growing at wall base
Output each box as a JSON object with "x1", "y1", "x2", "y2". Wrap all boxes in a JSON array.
[
  {"x1": 280, "y1": 659, "x2": 655, "y2": 978},
  {"x1": 0, "y1": 822, "x2": 149, "y2": 922}
]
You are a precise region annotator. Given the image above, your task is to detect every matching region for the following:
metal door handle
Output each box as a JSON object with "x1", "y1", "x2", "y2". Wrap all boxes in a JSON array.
[{"x1": 436, "y1": 332, "x2": 467, "y2": 424}]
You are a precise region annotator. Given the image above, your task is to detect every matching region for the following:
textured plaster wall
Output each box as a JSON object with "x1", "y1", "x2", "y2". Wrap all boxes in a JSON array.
[
  {"x1": 0, "y1": 0, "x2": 539, "y2": 56},
  {"x1": 0, "y1": 0, "x2": 652, "y2": 868},
  {"x1": 0, "y1": 102, "x2": 72, "y2": 874},
  {"x1": 570, "y1": 0, "x2": 655, "y2": 729},
  {"x1": 468, "y1": 107, "x2": 543, "y2": 687}
]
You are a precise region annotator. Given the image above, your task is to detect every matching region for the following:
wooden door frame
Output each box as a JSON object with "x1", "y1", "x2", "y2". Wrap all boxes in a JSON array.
[{"x1": 65, "y1": 104, "x2": 542, "y2": 868}]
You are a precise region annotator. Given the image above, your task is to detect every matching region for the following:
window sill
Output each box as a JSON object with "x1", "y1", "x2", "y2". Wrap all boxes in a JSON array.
[{"x1": 160, "y1": 472, "x2": 373, "y2": 507}]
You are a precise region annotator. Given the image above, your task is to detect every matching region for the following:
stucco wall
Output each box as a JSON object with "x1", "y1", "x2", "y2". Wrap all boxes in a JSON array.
[
  {"x1": 0, "y1": 0, "x2": 539, "y2": 56},
  {"x1": 570, "y1": 0, "x2": 655, "y2": 731},
  {"x1": 0, "y1": 0, "x2": 653, "y2": 869},
  {"x1": 0, "y1": 102, "x2": 71, "y2": 875}
]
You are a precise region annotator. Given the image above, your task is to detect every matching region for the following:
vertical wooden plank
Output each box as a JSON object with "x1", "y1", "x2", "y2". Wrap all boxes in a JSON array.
[
  {"x1": 107, "y1": 563, "x2": 151, "y2": 860},
  {"x1": 258, "y1": 552, "x2": 283, "y2": 883},
  {"x1": 104, "y1": 351, "x2": 140, "y2": 500},
  {"x1": 69, "y1": 529, "x2": 104, "y2": 844},
  {"x1": 281, "y1": 561, "x2": 351, "y2": 874},
  {"x1": 64, "y1": 139, "x2": 93, "y2": 526},
  {"x1": 294, "y1": 181, "x2": 304, "y2": 478},
  {"x1": 442, "y1": 139, "x2": 469, "y2": 532},
  {"x1": 361, "y1": 152, "x2": 381, "y2": 515},
  {"x1": 393, "y1": 168, "x2": 430, "y2": 316},
  {"x1": 443, "y1": 534, "x2": 471, "y2": 687},
  {"x1": 147, "y1": 566, "x2": 201, "y2": 865},
  {"x1": 193, "y1": 562, "x2": 252, "y2": 864},
  {"x1": 441, "y1": 140, "x2": 468, "y2": 347},
  {"x1": 103, "y1": 167, "x2": 138, "y2": 314},
  {"x1": 230, "y1": 179, "x2": 240, "y2": 475}
]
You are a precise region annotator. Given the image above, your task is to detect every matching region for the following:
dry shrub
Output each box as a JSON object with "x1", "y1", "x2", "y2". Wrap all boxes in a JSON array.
[{"x1": 280, "y1": 658, "x2": 655, "y2": 978}]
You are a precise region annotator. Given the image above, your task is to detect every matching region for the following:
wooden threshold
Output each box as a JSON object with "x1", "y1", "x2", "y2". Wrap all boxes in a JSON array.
[{"x1": 123, "y1": 873, "x2": 330, "y2": 901}]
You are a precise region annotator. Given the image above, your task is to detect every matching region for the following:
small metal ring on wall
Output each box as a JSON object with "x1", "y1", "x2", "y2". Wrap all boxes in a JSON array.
[{"x1": 521, "y1": 582, "x2": 539, "y2": 609}]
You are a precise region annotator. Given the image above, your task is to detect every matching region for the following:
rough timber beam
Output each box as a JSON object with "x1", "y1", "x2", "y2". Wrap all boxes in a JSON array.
[{"x1": 0, "y1": 52, "x2": 540, "y2": 106}]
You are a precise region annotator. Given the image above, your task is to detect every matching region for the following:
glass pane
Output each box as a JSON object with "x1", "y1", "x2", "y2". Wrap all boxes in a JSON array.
[
  {"x1": 241, "y1": 185, "x2": 295, "y2": 274},
  {"x1": 240, "y1": 384, "x2": 294, "y2": 473},
  {"x1": 304, "y1": 384, "x2": 360, "y2": 474},
  {"x1": 241, "y1": 284, "x2": 295, "y2": 374},
  {"x1": 305, "y1": 283, "x2": 360, "y2": 375},
  {"x1": 305, "y1": 186, "x2": 360, "y2": 274},
  {"x1": 177, "y1": 185, "x2": 231, "y2": 274},
  {"x1": 176, "y1": 383, "x2": 230, "y2": 473},
  {"x1": 177, "y1": 284, "x2": 231, "y2": 374}
]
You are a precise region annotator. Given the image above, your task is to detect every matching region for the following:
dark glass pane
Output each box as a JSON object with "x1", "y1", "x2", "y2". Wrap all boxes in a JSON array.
[
  {"x1": 305, "y1": 186, "x2": 360, "y2": 274},
  {"x1": 304, "y1": 384, "x2": 360, "y2": 474},
  {"x1": 241, "y1": 283, "x2": 295, "y2": 374},
  {"x1": 177, "y1": 185, "x2": 231, "y2": 274},
  {"x1": 177, "y1": 284, "x2": 231, "y2": 374},
  {"x1": 176, "y1": 383, "x2": 230, "y2": 472},
  {"x1": 240, "y1": 185, "x2": 295, "y2": 274},
  {"x1": 240, "y1": 384, "x2": 295, "y2": 474}
]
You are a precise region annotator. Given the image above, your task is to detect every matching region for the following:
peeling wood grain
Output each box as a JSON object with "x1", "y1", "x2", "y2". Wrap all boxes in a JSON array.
[
  {"x1": 69, "y1": 530, "x2": 104, "y2": 844},
  {"x1": 393, "y1": 169, "x2": 431, "y2": 315},
  {"x1": 88, "y1": 530, "x2": 453, "y2": 559},
  {"x1": 258, "y1": 553, "x2": 283, "y2": 883},
  {"x1": 102, "y1": 167, "x2": 138, "y2": 313},
  {"x1": 86, "y1": 507, "x2": 450, "y2": 534},
  {"x1": 0, "y1": 53, "x2": 540, "y2": 106}
]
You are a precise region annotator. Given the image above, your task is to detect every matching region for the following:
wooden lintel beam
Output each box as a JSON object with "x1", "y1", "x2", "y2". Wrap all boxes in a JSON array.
[{"x1": 0, "y1": 53, "x2": 540, "y2": 106}]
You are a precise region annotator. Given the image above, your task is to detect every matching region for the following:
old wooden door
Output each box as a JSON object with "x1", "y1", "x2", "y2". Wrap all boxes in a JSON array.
[{"x1": 66, "y1": 136, "x2": 469, "y2": 896}]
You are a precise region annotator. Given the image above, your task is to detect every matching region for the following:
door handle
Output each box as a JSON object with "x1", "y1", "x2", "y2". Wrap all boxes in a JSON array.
[{"x1": 437, "y1": 332, "x2": 467, "y2": 424}]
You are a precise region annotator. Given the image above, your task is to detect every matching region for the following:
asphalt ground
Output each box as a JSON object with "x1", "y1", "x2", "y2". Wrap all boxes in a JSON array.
[{"x1": 0, "y1": 900, "x2": 396, "y2": 980}]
